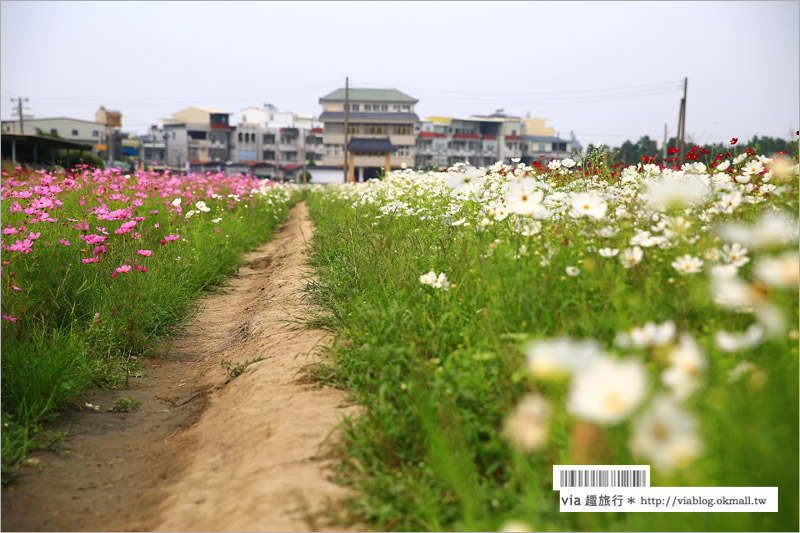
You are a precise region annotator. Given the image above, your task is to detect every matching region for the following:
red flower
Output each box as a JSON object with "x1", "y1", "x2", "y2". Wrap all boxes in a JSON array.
[
  {"x1": 730, "y1": 137, "x2": 738, "y2": 145},
  {"x1": 668, "y1": 147, "x2": 679, "y2": 155}
]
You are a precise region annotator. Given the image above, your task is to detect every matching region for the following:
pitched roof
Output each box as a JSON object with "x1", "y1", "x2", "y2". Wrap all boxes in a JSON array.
[
  {"x1": 453, "y1": 133, "x2": 480, "y2": 140},
  {"x1": 320, "y1": 88, "x2": 418, "y2": 103},
  {"x1": 418, "y1": 132, "x2": 445, "y2": 138},
  {"x1": 347, "y1": 137, "x2": 397, "y2": 152}
]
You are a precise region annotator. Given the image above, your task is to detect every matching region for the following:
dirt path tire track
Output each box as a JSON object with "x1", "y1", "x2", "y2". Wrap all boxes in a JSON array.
[{"x1": 1, "y1": 202, "x2": 356, "y2": 532}]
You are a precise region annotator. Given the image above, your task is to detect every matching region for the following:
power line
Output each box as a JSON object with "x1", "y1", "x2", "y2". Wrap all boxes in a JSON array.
[{"x1": 357, "y1": 79, "x2": 683, "y2": 97}]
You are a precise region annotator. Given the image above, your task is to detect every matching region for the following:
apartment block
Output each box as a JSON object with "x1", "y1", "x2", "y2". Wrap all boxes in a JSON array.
[{"x1": 318, "y1": 88, "x2": 417, "y2": 181}]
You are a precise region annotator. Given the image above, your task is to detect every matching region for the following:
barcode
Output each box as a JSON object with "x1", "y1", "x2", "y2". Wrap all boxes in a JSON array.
[{"x1": 559, "y1": 469, "x2": 648, "y2": 488}]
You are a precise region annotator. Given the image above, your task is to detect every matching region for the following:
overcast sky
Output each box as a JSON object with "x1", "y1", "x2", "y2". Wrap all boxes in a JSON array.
[{"x1": 2, "y1": 1, "x2": 798, "y2": 147}]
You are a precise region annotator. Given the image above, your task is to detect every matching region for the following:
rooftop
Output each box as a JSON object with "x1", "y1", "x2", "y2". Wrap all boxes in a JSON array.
[{"x1": 320, "y1": 88, "x2": 418, "y2": 104}]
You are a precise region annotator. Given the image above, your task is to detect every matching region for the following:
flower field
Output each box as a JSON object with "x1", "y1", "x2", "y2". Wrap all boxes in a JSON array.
[
  {"x1": 306, "y1": 146, "x2": 799, "y2": 531},
  {"x1": 1, "y1": 165, "x2": 298, "y2": 481}
]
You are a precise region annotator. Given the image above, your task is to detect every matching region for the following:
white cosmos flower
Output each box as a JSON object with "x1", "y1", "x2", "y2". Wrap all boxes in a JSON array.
[
  {"x1": 561, "y1": 158, "x2": 576, "y2": 168},
  {"x1": 548, "y1": 159, "x2": 562, "y2": 170},
  {"x1": 644, "y1": 175, "x2": 711, "y2": 211},
  {"x1": 525, "y1": 337, "x2": 602, "y2": 379},
  {"x1": 433, "y1": 272, "x2": 450, "y2": 290},
  {"x1": 620, "y1": 246, "x2": 644, "y2": 268},
  {"x1": 502, "y1": 393, "x2": 552, "y2": 452},
  {"x1": 741, "y1": 159, "x2": 764, "y2": 177},
  {"x1": 419, "y1": 271, "x2": 437, "y2": 286},
  {"x1": 708, "y1": 263, "x2": 739, "y2": 280},
  {"x1": 570, "y1": 192, "x2": 607, "y2": 220},
  {"x1": 718, "y1": 211, "x2": 799, "y2": 249},
  {"x1": 716, "y1": 160, "x2": 730, "y2": 171},
  {"x1": 596, "y1": 226, "x2": 619, "y2": 238},
  {"x1": 171, "y1": 197, "x2": 182, "y2": 207},
  {"x1": 661, "y1": 334, "x2": 706, "y2": 400},
  {"x1": 619, "y1": 320, "x2": 676, "y2": 349},
  {"x1": 671, "y1": 254, "x2": 703, "y2": 275},
  {"x1": 195, "y1": 200, "x2": 211, "y2": 212},
  {"x1": 567, "y1": 355, "x2": 649, "y2": 425},
  {"x1": 505, "y1": 181, "x2": 547, "y2": 217},
  {"x1": 565, "y1": 266, "x2": 580, "y2": 277},
  {"x1": 598, "y1": 247, "x2": 619, "y2": 258},
  {"x1": 722, "y1": 242, "x2": 749, "y2": 267},
  {"x1": 715, "y1": 324, "x2": 765, "y2": 353},
  {"x1": 630, "y1": 395, "x2": 703, "y2": 472},
  {"x1": 704, "y1": 247, "x2": 723, "y2": 262},
  {"x1": 753, "y1": 251, "x2": 799, "y2": 288}
]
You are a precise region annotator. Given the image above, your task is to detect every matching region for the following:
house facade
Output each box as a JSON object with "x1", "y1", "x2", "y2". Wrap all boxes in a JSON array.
[{"x1": 318, "y1": 88, "x2": 417, "y2": 181}]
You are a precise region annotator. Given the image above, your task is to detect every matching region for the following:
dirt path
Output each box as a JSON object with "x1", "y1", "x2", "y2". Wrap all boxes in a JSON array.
[{"x1": 1, "y1": 202, "x2": 356, "y2": 532}]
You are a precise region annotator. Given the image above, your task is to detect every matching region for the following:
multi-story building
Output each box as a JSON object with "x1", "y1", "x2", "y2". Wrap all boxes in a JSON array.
[
  {"x1": 414, "y1": 112, "x2": 523, "y2": 169},
  {"x1": 229, "y1": 104, "x2": 323, "y2": 180},
  {"x1": 414, "y1": 113, "x2": 581, "y2": 169},
  {"x1": 318, "y1": 88, "x2": 417, "y2": 181},
  {"x1": 144, "y1": 107, "x2": 232, "y2": 171}
]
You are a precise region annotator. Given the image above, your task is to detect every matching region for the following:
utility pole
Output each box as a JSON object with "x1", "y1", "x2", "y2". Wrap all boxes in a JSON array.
[
  {"x1": 677, "y1": 77, "x2": 687, "y2": 165},
  {"x1": 662, "y1": 123, "x2": 667, "y2": 165},
  {"x1": 343, "y1": 76, "x2": 349, "y2": 183},
  {"x1": 11, "y1": 97, "x2": 30, "y2": 134},
  {"x1": 556, "y1": 131, "x2": 560, "y2": 159}
]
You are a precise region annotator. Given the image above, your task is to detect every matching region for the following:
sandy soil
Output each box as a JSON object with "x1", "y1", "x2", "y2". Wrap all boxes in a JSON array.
[{"x1": 1, "y1": 202, "x2": 356, "y2": 532}]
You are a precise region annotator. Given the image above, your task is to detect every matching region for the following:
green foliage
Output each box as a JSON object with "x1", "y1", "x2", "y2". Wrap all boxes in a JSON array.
[
  {"x1": 57, "y1": 149, "x2": 105, "y2": 170},
  {"x1": 220, "y1": 357, "x2": 266, "y2": 378},
  {"x1": 109, "y1": 397, "x2": 142, "y2": 412},
  {"x1": 305, "y1": 158, "x2": 798, "y2": 532}
]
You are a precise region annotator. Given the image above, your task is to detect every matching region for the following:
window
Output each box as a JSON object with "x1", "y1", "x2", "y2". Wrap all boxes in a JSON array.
[
  {"x1": 71, "y1": 129, "x2": 79, "y2": 136},
  {"x1": 348, "y1": 125, "x2": 359, "y2": 134},
  {"x1": 239, "y1": 132, "x2": 243, "y2": 142},
  {"x1": 401, "y1": 105, "x2": 410, "y2": 112},
  {"x1": 364, "y1": 104, "x2": 372, "y2": 111},
  {"x1": 93, "y1": 130, "x2": 99, "y2": 137},
  {"x1": 395, "y1": 125, "x2": 410, "y2": 135},
  {"x1": 51, "y1": 129, "x2": 58, "y2": 135},
  {"x1": 350, "y1": 104, "x2": 359, "y2": 112},
  {"x1": 539, "y1": 144, "x2": 546, "y2": 151},
  {"x1": 188, "y1": 130, "x2": 207, "y2": 140},
  {"x1": 381, "y1": 105, "x2": 388, "y2": 111},
  {"x1": 512, "y1": 129, "x2": 517, "y2": 135},
  {"x1": 368, "y1": 125, "x2": 385, "y2": 135},
  {"x1": 263, "y1": 150, "x2": 275, "y2": 160}
]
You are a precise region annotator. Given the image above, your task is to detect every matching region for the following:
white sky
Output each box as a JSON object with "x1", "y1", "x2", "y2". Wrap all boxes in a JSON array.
[{"x1": 2, "y1": 1, "x2": 798, "y2": 146}]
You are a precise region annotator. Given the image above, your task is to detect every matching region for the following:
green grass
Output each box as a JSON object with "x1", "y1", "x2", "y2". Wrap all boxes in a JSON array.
[{"x1": 305, "y1": 154, "x2": 798, "y2": 531}]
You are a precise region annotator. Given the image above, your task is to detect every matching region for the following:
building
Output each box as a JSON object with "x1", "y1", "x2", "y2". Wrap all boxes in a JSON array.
[
  {"x1": 144, "y1": 106, "x2": 232, "y2": 170},
  {"x1": 414, "y1": 113, "x2": 581, "y2": 169},
  {"x1": 2, "y1": 117, "x2": 107, "y2": 155},
  {"x1": 229, "y1": 104, "x2": 323, "y2": 181},
  {"x1": 318, "y1": 87, "x2": 417, "y2": 181},
  {"x1": 414, "y1": 112, "x2": 523, "y2": 169}
]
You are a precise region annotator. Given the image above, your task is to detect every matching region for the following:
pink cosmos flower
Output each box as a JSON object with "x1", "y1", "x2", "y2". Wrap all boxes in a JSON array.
[
  {"x1": 82, "y1": 257, "x2": 100, "y2": 264},
  {"x1": 2, "y1": 313, "x2": 18, "y2": 323},
  {"x1": 93, "y1": 245, "x2": 107, "y2": 256},
  {"x1": 162, "y1": 234, "x2": 180, "y2": 242},
  {"x1": 59, "y1": 239, "x2": 71, "y2": 246},
  {"x1": 137, "y1": 249, "x2": 152, "y2": 257},
  {"x1": 7, "y1": 239, "x2": 33, "y2": 254},
  {"x1": 11, "y1": 285, "x2": 22, "y2": 291},
  {"x1": 27, "y1": 231, "x2": 41, "y2": 240},
  {"x1": 2, "y1": 227, "x2": 18, "y2": 235},
  {"x1": 115, "y1": 265, "x2": 132, "y2": 274}
]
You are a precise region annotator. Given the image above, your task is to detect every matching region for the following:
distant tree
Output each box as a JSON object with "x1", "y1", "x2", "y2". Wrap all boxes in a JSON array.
[{"x1": 57, "y1": 150, "x2": 105, "y2": 170}]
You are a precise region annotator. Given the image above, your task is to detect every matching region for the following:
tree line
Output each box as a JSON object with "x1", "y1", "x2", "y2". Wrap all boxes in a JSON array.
[{"x1": 583, "y1": 134, "x2": 799, "y2": 166}]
